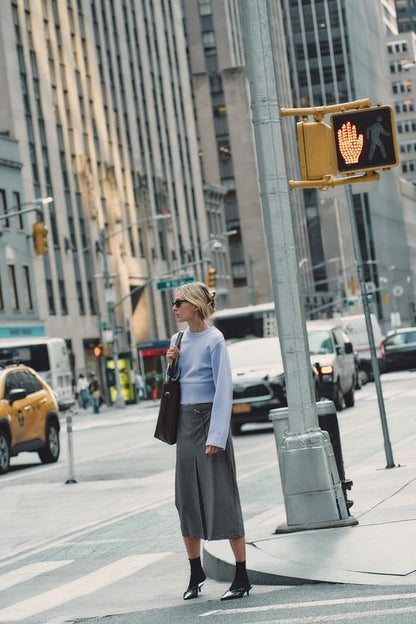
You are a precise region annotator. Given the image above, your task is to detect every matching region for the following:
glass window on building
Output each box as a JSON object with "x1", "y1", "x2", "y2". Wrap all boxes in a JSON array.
[
  {"x1": 0, "y1": 189, "x2": 8, "y2": 227},
  {"x1": 202, "y1": 31, "x2": 216, "y2": 50},
  {"x1": 12, "y1": 191, "x2": 24, "y2": 229},
  {"x1": 198, "y1": 0, "x2": 212, "y2": 16},
  {"x1": 8, "y1": 265, "x2": 19, "y2": 311},
  {"x1": 22, "y1": 266, "x2": 33, "y2": 311}
]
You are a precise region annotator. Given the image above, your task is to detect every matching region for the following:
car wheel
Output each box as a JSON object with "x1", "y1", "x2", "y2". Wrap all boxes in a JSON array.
[
  {"x1": 38, "y1": 420, "x2": 60, "y2": 463},
  {"x1": 231, "y1": 421, "x2": 241, "y2": 436},
  {"x1": 334, "y1": 381, "x2": 343, "y2": 412},
  {"x1": 0, "y1": 430, "x2": 10, "y2": 475},
  {"x1": 360, "y1": 366, "x2": 371, "y2": 385},
  {"x1": 344, "y1": 382, "x2": 355, "y2": 408}
]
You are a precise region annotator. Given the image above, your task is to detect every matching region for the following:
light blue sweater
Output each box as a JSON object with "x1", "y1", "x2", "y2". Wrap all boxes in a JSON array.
[{"x1": 168, "y1": 326, "x2": 232, "y2": 449}]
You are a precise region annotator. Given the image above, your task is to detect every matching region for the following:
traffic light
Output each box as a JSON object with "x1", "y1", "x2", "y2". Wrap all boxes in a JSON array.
[
  {"x1": 206, "y1": 267, "x2": 216, "y2": 287},
  {"x1": 93, "y1": 345, "x2": 102, "y2": 358},
  {"x1": 331, "y1": 106, "x2": 399, "y2": 174},
  {"x1": 296, "y1": 119, "x2": 334, "y2": 180},
  {"x1": 32, "y1": 221, "x2": 48, "y2": 254}
]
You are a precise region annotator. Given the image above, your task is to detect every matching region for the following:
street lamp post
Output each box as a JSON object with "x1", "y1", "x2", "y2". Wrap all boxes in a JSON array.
[
  {"x1": 98, "y1": 213, "x2": 171, "y2": 409},
  {"x1": 0, "y1": 196, "x2": 53, "y2": 224}
]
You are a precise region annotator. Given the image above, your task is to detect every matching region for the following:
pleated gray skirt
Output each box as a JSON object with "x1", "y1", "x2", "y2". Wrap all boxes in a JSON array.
[{"x1": 175, "y1": 403, "x2": 245, "y2": 541}]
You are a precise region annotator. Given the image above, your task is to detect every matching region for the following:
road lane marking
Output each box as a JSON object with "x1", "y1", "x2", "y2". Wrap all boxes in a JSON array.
[
  {"x1": 0, "y1": 561, "x2": 72, "y2": 591},
  {"x1": 200, "y1": 591, "x2": 416, "y2": 616},
  {"x1": 232, "y1": 606, "x2": 416, "y2": 624},
  {"x1": 0, "y1": 553, "x2": 168, "y2": 622}
]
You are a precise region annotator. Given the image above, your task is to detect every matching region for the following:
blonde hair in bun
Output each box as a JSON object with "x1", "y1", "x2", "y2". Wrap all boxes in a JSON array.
[{"x1": 176, "y1": 281, "x2": 216, "y2": 319}]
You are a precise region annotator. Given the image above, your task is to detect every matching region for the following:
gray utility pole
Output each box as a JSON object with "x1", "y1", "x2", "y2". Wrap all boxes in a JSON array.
[
  {"x1": 239, "y1": 0, "x2": 353, "y2": 529},
  {"x1": 99, "y1": 229, "x2": 125, "y2": 409},
  {"x1": 345, "y1": 185, "x2": 395, "y2": 468}
]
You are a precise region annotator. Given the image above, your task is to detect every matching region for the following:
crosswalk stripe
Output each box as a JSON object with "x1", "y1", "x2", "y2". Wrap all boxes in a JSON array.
[
  {"x1": 0, "y1": 553, "x2": 168, "y2": 622},
  {"x1": 200, "y1": 592, "x2": 416, "y2": 617},
  {"x1": 234, "y1": 606, "x2": 416, "y2": 624},
  {"x1": 0, "y1": 561, "x2": 72, "y2": 592}
]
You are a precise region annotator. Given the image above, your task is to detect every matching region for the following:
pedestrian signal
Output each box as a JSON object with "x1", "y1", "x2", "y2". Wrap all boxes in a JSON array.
[
  {"x1": 206, "y1": 267, "x2": 216, "y2": 288},
  {"x1": 32, "y1": 221, "x2": 48, "y2": 254},
  {"x1": 331, "y1": 106, "x2": 399, "y2": 174},
  {"x1": 93, "y1": 345, "x2": 102, "y2": 357}
]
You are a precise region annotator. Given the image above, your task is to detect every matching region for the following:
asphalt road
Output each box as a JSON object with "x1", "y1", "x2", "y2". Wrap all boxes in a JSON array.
[{"x1": 1, "y1": 370, "x2": 416, "y2": 623}]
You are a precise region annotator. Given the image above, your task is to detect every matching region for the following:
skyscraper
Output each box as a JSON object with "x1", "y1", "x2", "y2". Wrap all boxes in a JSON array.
[
  {"x1": 182, "y1": 0, "x2": 312, "y2": 308},
  {"x1": 0, "y1": 0, "x2": 214, "y2": 374}
]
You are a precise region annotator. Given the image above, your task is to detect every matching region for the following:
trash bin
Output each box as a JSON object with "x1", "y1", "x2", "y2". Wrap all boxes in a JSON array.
[
  {"x1": 317, "y1": 400, "x2": 353, "y2": 512},
  {"x1": 270, "y1": 400, "x2": 353, "y2": 513}
]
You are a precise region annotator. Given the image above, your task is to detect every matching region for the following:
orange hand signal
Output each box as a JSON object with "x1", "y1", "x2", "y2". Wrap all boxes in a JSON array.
[{"x1": 337, "y1": 122, "x2": 364, "y2": 164}]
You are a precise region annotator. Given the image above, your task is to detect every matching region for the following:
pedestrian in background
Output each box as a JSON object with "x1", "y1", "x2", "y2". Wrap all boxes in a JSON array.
[
  {"x1": 166, "y1": 281, "x2": 251, "y2": 602},
  {"x1": 88, "y1": 377, "x2": 100, "y2": 414},
  {"x1": 76, "y1": 373, "x2": 89, "y2": 409}
]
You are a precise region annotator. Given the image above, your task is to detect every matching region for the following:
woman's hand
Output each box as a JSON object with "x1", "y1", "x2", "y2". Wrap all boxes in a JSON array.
[
  {"x1": 166, "y1": 345, "x2": 180, "y2": 367},
  {"x1": 206, "y1": 445, "x2": 221, "y2": 454}
]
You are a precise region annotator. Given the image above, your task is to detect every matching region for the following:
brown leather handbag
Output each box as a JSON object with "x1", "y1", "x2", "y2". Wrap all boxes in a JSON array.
[{"x1": 154, "y1": 332, "x2": 184, "y2": 445}]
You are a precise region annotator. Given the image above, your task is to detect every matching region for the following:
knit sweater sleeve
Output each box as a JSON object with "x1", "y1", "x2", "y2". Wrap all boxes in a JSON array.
[{"x1": 206, "y1": 339, "x2": 233, "y2": 449}]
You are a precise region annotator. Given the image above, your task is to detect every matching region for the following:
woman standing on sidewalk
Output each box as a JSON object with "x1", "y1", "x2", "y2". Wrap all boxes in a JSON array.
[{"x1": 166, "y1": 281, "x2": 251, "y2": 602}]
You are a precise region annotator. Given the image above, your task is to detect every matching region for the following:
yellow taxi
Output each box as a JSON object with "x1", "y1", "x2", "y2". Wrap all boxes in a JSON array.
[{"x1": 0, "y1": 364, "x2": 60, "y2": 474}]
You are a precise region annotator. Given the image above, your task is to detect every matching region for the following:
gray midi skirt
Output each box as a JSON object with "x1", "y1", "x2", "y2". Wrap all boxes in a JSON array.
[{"x1": 175, "y1": 403, "x2": 245, "y2": 541}]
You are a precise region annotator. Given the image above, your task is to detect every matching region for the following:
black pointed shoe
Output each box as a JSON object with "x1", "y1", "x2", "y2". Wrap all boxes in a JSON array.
[
  {"x1": 183, "y1": 577, "x2": 206, "y2": 600},
  {"x1": 220, "y1": 583, "x2": 252, "y2": 601}
]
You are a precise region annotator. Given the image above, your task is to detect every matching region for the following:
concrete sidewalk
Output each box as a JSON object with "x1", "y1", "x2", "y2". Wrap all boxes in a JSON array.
[{"x1": 204, "y1": 433, "x2": 416, "y2": 586}]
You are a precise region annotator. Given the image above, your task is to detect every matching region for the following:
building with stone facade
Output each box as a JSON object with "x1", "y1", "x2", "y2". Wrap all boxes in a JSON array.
[
  {"x1": 0, "y1": 0, "x2": 230, "y2": 381},
  {"x1": 0, "y1": 134, "x2": 42, "y2": 337}
]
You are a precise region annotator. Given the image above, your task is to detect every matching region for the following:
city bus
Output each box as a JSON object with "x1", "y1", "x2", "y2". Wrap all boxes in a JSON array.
[
  {"x1": 0, "y1": 337, "x2": 72, "y2": 401},
  {"x1": 213, "y1": 302, "x2": 277, "y2": 341}
]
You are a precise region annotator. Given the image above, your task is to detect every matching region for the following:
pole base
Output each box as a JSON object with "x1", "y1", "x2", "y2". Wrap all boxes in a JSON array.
[
  {"x1": 275, "y1": 515, "x2": 358, "y2": 534},
  {"x1": 65, "y1": 479, "x2": 78, "y2": 485}
]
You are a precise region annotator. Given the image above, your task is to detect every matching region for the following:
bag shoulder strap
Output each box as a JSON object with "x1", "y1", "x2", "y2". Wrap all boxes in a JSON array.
[{"x1": 169, "y1": 331, "x2": 184, "y2": 380}]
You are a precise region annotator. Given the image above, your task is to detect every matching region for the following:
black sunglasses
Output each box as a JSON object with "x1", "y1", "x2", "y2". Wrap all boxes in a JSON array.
[{"x1": 172, "y1": 299, "x2": 189, "y2": 308}]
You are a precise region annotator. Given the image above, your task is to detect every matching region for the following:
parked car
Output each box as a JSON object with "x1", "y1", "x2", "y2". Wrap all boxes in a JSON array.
[
  {"x1": 0, "y1": 364, "x2": 60, "y2": 474},
  {"x1": 228, "y1": 337, "x2": 320, "y2": 436},
  {"x1": 306, "y1": 321, "x2": 356, "y2": 411},
  {"x1": 340, "y1": 314, "x2": 384, "y2": 384},
  {"x1": 381, "y1": 327, "x2": 416, "y2": 372}
]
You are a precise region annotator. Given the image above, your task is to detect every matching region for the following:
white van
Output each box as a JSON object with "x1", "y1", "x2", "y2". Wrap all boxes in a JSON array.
[
  {"x1": 340, "y1": 314, "x2": 384, "y2": 384},
  {"x1": 307, "y1": 320, "x2": 356, "y2": 411}
]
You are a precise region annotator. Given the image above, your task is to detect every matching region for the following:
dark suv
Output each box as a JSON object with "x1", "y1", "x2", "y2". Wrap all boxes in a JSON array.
[{"x1": 382, "y1": 327, "x2": 416, "y2": 372}]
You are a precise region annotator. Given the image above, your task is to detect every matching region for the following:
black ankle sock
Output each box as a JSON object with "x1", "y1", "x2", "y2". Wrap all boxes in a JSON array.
[
  {"x1": 189, "y1": 556, "x2": 206, "y2": 588},
  {"x1": 230, "y1": 560, "x2": 250, "y2": 590}
]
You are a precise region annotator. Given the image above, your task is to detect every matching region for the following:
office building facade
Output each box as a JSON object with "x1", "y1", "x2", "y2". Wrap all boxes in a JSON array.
[
  {"x1": 0, "y1": 0, "x2": 221, "y2": 375},
  {"x1": 183, "y1": 0, "x2": 312, "y2": 308}
]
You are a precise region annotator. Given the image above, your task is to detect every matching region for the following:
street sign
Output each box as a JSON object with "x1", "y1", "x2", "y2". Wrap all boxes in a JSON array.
[
  {"x1": 392, "y1": 285, "x2": 404, "y2": 297},
  {"x1": 156, "y1": 276, "x2": 195, "y2": 291},
  {"x1": 96, "y1": 321, "x2": 107, "y2": 329}
]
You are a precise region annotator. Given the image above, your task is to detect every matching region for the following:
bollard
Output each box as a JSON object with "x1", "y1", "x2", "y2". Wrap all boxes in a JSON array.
[{"x1": 59, "y1": 400, "x2": 77, "y2": 485}]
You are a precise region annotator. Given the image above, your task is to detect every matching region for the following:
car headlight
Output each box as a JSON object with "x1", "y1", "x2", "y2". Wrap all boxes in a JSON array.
[{"x1": 319, "y1": 365, "x2": 334, "y2": 375}]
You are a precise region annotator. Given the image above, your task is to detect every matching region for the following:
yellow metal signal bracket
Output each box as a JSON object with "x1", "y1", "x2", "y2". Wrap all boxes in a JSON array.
[
  {"x1": 289, "y1": 171, "x2": 380, "y2": 191},
  {"x1": 281, "y1": 98, "x2": 372, "y2": 122}
]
